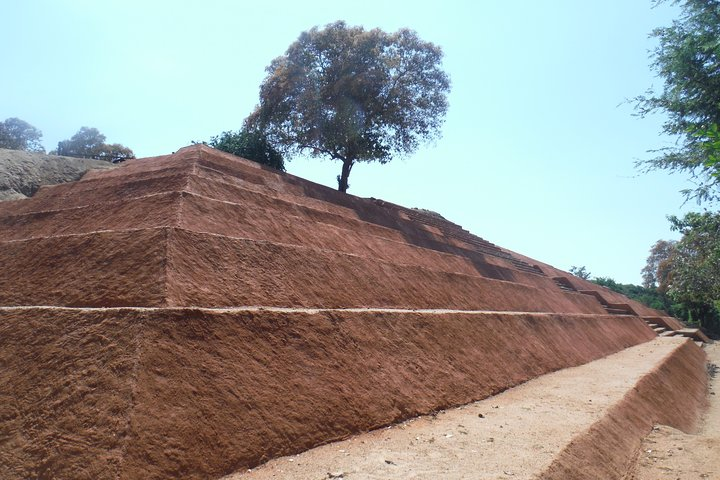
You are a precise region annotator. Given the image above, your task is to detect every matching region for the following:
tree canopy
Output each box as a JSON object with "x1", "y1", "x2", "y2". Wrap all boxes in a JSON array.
[
  {"x1": 246, "y1": 20, "x2": 451, "y2": 192},
  {"x1": 569, "y1": 265, "x2": 591, "y2": 280},
  {"x1": 0, "y1": 117, "x2": 45, "y2": 152},
  {"x1": 53, "y1": 127, "x2": 134, "y2": 162},
  {"x1": 666, "y1": 212, "x2": 720, "y2": 305},
  {"x1": 640, "y1": 239, "x2": 677, "y2": 290},
  {"x1": 635, "y1": 0, "x2": 720, "y2": 203},
  {"x1": 642, "y1": 212, "x2": 720, "y2": 333},
  {"x1": 208, "y1": 129, "x2": 285, "y2": 171}
]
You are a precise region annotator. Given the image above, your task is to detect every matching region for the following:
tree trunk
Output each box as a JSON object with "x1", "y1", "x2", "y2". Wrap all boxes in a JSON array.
[{"x1": 337, "y1": 159, "x2": 354, "y2": 193}]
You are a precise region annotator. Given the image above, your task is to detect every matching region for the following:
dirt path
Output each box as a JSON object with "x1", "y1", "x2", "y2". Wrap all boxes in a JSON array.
[
  {"x1": 222, "y1": 338, "x2": 695, "y2": 480},
  {"x1": 628, "y1": 342, "x2": 719, "y2": 480}
]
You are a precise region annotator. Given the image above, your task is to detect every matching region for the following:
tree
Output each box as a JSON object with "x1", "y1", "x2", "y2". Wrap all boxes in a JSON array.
[
  {"x1": 208, "y1": 129, "x2": 285, "y2": 171},
  {"x1": 0, "y1": 117, "x2": 45, "y2": 152},
  {"x1": 246, "y1": 21, "x2": 451, "y2": 193},
  {"x1": 666, "y1": 212, "x2": 720, "y2": 305},
  {"x1": 641, "y1": 239, "x2": 677, "y2": 290},
  {"x1": 569, "y1": 265, "x2": 591, "y2": 280},
  {"x1": 53, "y1": 127, "x2": 134, "y2": 162},
  {"x1": 643, "y1": 212, "x2": 720, "y2": 332},
  {"x1": 635, "y1": 0, "x2": 720, "y2": 203}
]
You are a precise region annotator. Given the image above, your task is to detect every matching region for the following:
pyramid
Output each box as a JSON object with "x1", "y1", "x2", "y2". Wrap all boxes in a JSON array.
[{"x1": 0, "y1": 145, "x2": 679, "y2": 479}]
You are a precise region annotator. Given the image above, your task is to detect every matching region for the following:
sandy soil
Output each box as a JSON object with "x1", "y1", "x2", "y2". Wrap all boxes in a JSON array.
[
  {"x1": 628, "y1": 342, "x2": 720, "y2": 480},
  {"x1": 223, "y1": 338, "x2": 702, "y2": 480}
]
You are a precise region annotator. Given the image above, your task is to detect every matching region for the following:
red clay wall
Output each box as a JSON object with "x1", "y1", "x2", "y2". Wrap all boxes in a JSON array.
[
  {"x1": 0, "y1": 192, "x2": 181, "y2": 241},
  {"x1": 0, "y1": 167, "x2": 191, "y2": 215},
  {"x1": 0, "y1": 307, "x2": 656, "y2": 480},
  {"x1": 0, "y1": 229, "x2": 168, "y2": 307},
  {"x1": 0, "y1": 309, "x2": 145, "y2": 480},
  {"x1": 166, "y1": 228, "x2": 607, "y2": 312},
  {"x1": 0, "y1": 225, "x2": 606, "y2": 311}
]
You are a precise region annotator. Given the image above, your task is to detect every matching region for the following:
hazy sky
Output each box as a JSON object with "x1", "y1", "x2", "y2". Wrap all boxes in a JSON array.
[{"x1": 2, "y1": 0, "x2": 696, "y2": 284}]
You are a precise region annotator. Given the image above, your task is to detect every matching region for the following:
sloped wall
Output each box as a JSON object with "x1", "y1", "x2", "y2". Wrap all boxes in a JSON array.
[{"x1": 0, "y1": 307, "x2": 656, "y2": 479}]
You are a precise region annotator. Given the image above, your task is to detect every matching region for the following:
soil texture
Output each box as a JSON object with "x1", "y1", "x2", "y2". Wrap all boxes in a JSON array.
[{"x1": 224, "y1": 338, "x2": 706, "y2": 480}]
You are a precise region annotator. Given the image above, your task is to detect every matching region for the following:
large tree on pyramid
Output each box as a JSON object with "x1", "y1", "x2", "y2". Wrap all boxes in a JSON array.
[{"x1": 246, "y1": 21, "x2": 451, "y2": 193}]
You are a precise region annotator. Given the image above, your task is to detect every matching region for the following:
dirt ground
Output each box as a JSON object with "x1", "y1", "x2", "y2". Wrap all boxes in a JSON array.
[
  {"x1": 628, "y1": 342, "x2": 719, "y2": 480},
  {"x1": 223, "y1": 338, "x2": 706, "y2": 480}
]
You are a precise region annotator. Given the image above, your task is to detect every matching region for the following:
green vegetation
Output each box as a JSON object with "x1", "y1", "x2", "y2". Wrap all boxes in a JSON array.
[
  {"x1": 246, "y1": 20, "x2": 451, "y2": 192},
  {"x1": 207, "y1": 129, "x2": 285, "y2": 172},
  {"x1": 569, "y1": 265, "x2": 591, "y2": 280},
  {"x1": 635, "y1": 0, "x2": 720, "y2": 203},
  {"x1": 645, "y1": 213, "x2": 720, "y2": 333},
  {"x1": 634, "y1": 1, "x2": 720, "y2": 335},
  {"x1": 591, "y1": 276, "x2": 688, "y2": 319},
  {"x1": 51, "y1": 127, "x2": 134, "y2": 163},
  {"x1": 0, "y1": 117, "x2": 45, "y2": 152}
]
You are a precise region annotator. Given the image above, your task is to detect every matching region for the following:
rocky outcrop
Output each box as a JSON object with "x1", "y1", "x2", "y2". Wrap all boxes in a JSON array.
[{"x1": 0, "y1": 148, "x2": 114, "y2": 200}]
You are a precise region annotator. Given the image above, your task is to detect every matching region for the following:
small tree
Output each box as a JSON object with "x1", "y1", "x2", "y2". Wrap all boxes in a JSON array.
[
  {"x1": 569, "y1": 265, "x2": 591, "y2": 280},
  {"x1": 635, "y1": 0, "x2": 720, "y2": 203},
  {"x1": 208, "y1": 129, "x2": 285, "y2": 171},
  {"x1": 641, "y1": 239, "x2": 677, "y2": 290},
  {"x1": 644, "y1": 213, "x2": 720, "y2": 332},
  {"x1": 54, "y1": 127, "x2": 134, "y2": 162},
  {"x1": 0, "y1": 117, "x2": 45, "y2": 152},
  {"x1": 247, "y1": 21, "x2": 451, "y2": 192}
]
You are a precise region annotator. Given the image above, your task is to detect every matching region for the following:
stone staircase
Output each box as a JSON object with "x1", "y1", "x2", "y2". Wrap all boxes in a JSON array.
[
  {"x1": 403, "y1": 208, "x2": 546, "y2": 276},
  {"x1": 642, "y1": 319, "x2": 710, "y2": 346},
  {"x1": 552, "y1": 276, "x2": 577, "y2": 293},
  {"x1": 574, "y1": 289, "x2": 636, "y2": 315}
]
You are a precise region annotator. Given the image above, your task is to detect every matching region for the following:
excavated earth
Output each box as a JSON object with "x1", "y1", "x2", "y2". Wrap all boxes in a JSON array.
[{"x1": 0, "y1": 144, "x2": 712, "y2": 479}]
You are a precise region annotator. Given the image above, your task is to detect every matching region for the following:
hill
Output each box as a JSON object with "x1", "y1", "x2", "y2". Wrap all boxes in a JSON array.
[{"x1": 0, "y1": 148, "x2": 114, "y2": 200}]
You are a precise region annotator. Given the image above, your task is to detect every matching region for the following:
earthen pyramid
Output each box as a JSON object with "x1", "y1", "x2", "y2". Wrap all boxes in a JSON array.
[{"x1": 0, "y1": 145, "x2": 689, "y2": 479}]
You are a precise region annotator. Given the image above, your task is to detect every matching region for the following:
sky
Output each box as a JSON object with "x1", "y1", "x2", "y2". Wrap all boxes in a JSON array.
[{"x1": 1, "y1": 0, "x2": 699, "y2": 284}]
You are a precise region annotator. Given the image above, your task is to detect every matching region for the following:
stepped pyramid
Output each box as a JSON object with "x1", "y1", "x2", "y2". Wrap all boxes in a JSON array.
[{"x1": 0, "y1": 145, "x2": 678, "y2": 479}]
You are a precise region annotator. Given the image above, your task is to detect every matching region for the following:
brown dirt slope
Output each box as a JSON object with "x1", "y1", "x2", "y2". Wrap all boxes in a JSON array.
[
  {"x1": 224, "y1": 338, "x2": 706, "y2": 480},
  {"x1": 1, "y1": 307, "x2": 655, "y2": 479},
  {"x1": 0, "y1": 144, "x2": 644, "y2": 315},
  {"x1": 628, "y1": 342, "x2": 720, "y2": 480}
]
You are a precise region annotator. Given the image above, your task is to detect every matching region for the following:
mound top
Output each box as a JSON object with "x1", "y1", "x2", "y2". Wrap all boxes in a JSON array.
[{"x1": 0, "y1": 143, "x2": 664, "y2": 316}]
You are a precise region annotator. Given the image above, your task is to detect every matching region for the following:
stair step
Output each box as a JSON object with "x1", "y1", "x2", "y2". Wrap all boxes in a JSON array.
[
  {"x1": 653, "y1": 327, "x2": 665, "y2": 333},
  {"x1": 605, "y1": 308, "x2": 629, "y2": 315},
  {"x1": 660, "y1": 331, "x2": 678, "y2": 337},
  {"x1": 647, "y1": 323, "x2": 660, "y2": 329},
  {"x1": 673, "y1": 328, "x2": 711, "y2": 343}
]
